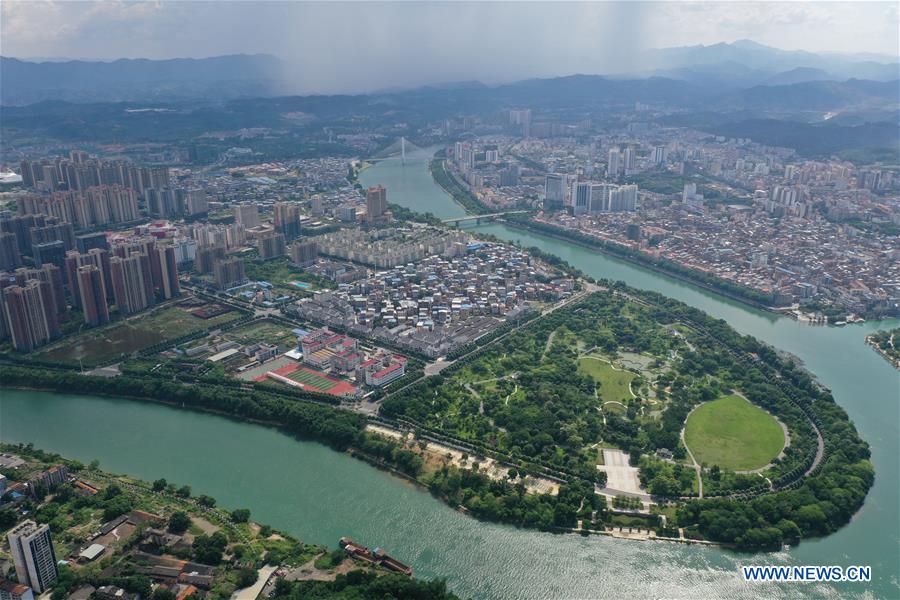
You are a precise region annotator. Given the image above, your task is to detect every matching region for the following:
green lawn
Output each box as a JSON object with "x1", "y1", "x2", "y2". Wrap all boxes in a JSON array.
[
  {"x1": 38, "y1": 304, "x2": 239, "y2": 365},
  {"x1": 226, "y1": 320, "x2": 296, "y2": 349},
  {"x1": 578, "y1": 357, "x2": 635, "y2": 403},
  {"x1": 683, "y1": 394, "x2": 785, "y2": 471},
  {"x1": 288, "y1": 368, "x2": 338, "y2": 391}
]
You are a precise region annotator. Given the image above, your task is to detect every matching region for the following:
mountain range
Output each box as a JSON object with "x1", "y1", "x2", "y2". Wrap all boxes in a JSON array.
[
  {"x1": 2, "y1": 40, "x2": 897, "y2": 106},
  {"x1": 1, "y1": 41, "x2": 897, "y2": 162},
  {"x1": 0, "y1": 54, "x2": 288, "y2": 105}
]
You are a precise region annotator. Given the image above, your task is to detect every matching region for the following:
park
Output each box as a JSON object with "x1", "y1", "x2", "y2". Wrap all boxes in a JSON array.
[{"x1": 683, "y1": 394, "x2": 786, "y2": 471}]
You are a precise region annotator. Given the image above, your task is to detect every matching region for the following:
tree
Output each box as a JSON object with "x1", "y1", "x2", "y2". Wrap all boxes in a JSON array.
[
  {"x1": 274, "y1": 578, "x2": 292, "y2": 597},
  {"x1": 152, "y1": 478, "x2": 167, "y2": 492},
  {"x1": 102, "y1": 495, "x2": 134, "y2": 521},
  {"x1": 196, "y1": 495, "x2": 216, "y2": 508},
  {"x1": 152, "y1": 589, "x2": 176, "y2": 600},
  {"x1": 168, "y1": 511, "x2": 191, "y2": 534},
  {"x1": 175, "y1": 485, "x2": 192, "y2": 498},
  {"x1": 0, "y1": 510, "x2": 17, "y2": 530},
  {"x1": 649, "y1": 474, "x2": 680, "y2": 497},
  {"x1": 231, "y1": 508, "x2": 251, "y2": 523},
  {"x1": 193, "y1": 531, "x2": 228, "y2": 565},
  {"x1": 236, "y1": 568, "x2": 258, "y2": 588},
  {"x1": 776, "y1": 519, "x2": 802, "y2": 544}
]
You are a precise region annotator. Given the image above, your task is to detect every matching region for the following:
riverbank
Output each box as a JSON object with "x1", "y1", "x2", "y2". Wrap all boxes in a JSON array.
[
  {"x1": 0, "y1": 443, "x2": 455, "y2": 600},
  {"x1": 502, "y1": 218, "x2": 778, "y2": 310},
  {"x1": 502, "y1": 218, "x2": 899, "y2": 324},
  {"x1": 429, "y1": 157, "x2": 492, "y2": 214},
  {"x1": 865, "y1": 329, "x2": 900, "y2": 369},
  {"x1": 0, "y1": 377, "x2": 697, "y2": 549}
]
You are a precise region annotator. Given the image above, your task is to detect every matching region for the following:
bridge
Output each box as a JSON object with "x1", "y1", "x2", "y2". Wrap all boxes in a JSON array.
[
  {"x1": 442, "y1": 211, "x2": 530, "y2": 226},
  {"x1": 368, "y1": 137, "x2": 425, "y2": 165}
]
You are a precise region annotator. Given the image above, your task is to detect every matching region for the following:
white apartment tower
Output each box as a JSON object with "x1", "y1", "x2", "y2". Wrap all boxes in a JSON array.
[
  {"x1": 607, "y1": 149, "x2": 620, "y2": 178},
  {"x1": 7, "y1": 521, "x2": 58, "y2": 593},
  {"x1": 544, "y1": 174, "x2": 567, "y2": 210}
]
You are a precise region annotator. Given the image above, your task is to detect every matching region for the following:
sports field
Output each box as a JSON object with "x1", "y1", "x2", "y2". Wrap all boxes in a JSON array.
[
  {"x1": 288, "y1": 367, "x2": 339, "y2": 391},
  {"x1": 683, "y1": 394, "x2": 786, "y2": 471},
  {"x1": 578, "y1": 356, "x2": 635, "y2": 403},
  {"x1": 259, "y1": 363, "x2": 357, "y2": 396}
]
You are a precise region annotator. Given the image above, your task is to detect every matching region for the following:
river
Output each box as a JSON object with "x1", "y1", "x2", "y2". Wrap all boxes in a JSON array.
[{"x1": 1, "y1": 147, "x2": 897, "y2": 599}]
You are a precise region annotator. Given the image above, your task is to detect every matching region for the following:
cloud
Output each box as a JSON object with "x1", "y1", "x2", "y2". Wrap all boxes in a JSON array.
[{"x1": 1, "y1": 1, "x2": 897, "y2": 91}]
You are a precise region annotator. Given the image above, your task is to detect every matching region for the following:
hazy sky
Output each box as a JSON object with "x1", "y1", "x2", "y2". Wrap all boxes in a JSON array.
[{"x1": 2, "y1": 1, "x2": 898, "y2": 93}]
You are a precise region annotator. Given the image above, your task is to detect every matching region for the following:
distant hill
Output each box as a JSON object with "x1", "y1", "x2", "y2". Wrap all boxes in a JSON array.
[
  {"x1": 722, "y1": 79, "x2": 900, "y2": 112},
  {"x1": 0, "y1": 54, "x2": 289, "y2": 105},
  {"x1": 640, "y1": 40, "x2": 899, "y2": 88},
  {"x1": 714, "y1": 118, "x2": 900, "y2": 159},
  {"x1": 662, "y1": 112, "x2": 900, "y2": 160},
  {"x1": 761, "y1": 67, "x2": 833, "y2": 86}
]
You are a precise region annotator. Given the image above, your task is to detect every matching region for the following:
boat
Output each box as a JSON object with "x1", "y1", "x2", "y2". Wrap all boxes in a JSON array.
[{"x1": 339, "y1": 537, "x2": 413, "y2": 576}]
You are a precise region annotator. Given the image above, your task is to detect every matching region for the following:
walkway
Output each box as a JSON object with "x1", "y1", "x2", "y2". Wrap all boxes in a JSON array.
[
  {"x1": 679, "y1": 405, "x2": 704, "y2": 499},
  {"x1": 231, "y1": 565, "x2": 277, "y2": 600}
]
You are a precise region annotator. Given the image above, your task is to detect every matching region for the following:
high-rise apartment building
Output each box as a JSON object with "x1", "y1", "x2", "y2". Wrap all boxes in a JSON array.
[
  {"x1": 214, "y1": 257, "x2": 246, "y2": 290},
  {"x1": 0, "y1": 232, "x2": 22, "y2": 271},
  {"x1": 32, "y1": 240, "x2": 67, "y2": 270},
  {"x1": 7, "y1": 521, "x2": 58, "y2": 593},
  {"x1": 609, "y1": 184, "x2": 638, "y2": 212},
  {"x1": 186, "y1": 190, "x2": 209, "y2": 217},
  {"x1": 608, "y1": 149, "x2": 621, "y2": 178},
  {"x1": 16, "y1": 264, "x2": 66, "y2": 315},
  {"x1": 157, "y1": 245, "x2": 180, "y2": 299},
  {"x1": 258, "y1": 231, "x2": 287, "y2": 260},
  {"x1": 234, "y1": 204, "x2": 260, "y2": 228},
  {"x1": 588, "y1": 183, "x2": 612, "y2": 213},
  {"x1": 195, "y1": 244, "x2": 226, "y2": 274},
  {"x1": 623, "y1": 146, "x2": 636, "y2": 175},
  {"x1": 499, "y1": 166, "x2": 520, "y2": 187},
  {"x1": 75, "y1": 232, "x2": 109, "y2": 254},
  {"x1": 366, "y1": 186, "x2": 387, "y2": 225},
  {"x1": 30, "y1": 222, "x2": 75, "y2": 252},
  {"x1": 572, "y1": 182, "x2": 591, "y2": 216},
  {"x1": 653, "y1": 145, "x2": 667, "y2": 165},
  {"x1": 2, "y1": 280, "x2": 60, "y2": 352},
  {"x1": 77, "y1": 265, "x2": 110, "y2": 326},
  {"x1": 109, "y1": 254, "x2": 151, "y2": 315},
  {"x1": 65, "y1": 248, "x2": 113, "y2": 307},
  {"x1": 290, "y1": 240, "x2": 318, "y2": 267},
  {"x1": 310, "y1": 195, "x2": 324, "y2": 216},
  {"x1": 273, "y1": 202, "x2": 302, "y2": 240},
  {"x1": 544, "y1": 174, "x2": 567, "y2": 210}
]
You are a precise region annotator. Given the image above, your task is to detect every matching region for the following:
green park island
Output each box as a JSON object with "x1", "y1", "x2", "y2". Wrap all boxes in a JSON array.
[{"x1": 0, "y1": 268, "x2": 873, "y2": 553}]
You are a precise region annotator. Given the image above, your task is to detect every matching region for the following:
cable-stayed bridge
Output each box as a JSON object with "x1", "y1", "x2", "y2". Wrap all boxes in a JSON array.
[{"x1": 369, "y1": 137, "x2": 425, "y2": 164}]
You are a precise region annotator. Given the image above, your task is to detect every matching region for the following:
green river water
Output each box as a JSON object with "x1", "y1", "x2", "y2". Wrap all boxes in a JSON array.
[{"x1": 1, "y1": 147, "x2": 897, "y2": 599}]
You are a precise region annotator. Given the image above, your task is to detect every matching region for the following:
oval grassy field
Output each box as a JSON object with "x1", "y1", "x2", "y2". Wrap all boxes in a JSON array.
[
  {"x1": 683, "y1": 394, "x2": 786, "y2": 471},
  {"x1": 577, "y1": 356, "x2": 635, "y2": 403}
]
